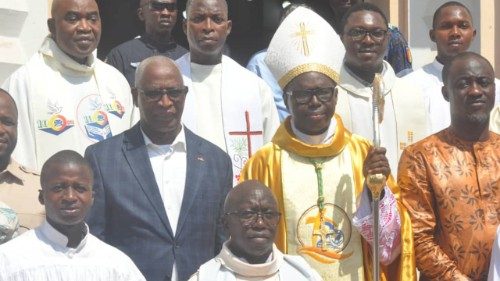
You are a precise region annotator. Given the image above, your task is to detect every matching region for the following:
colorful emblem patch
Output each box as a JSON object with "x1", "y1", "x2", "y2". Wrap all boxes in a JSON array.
[
  {"x1": 105, "y1": 100, "x2": 125, "y2": 118},
  {"x1": 297, "y1": 203, "x2": 353, "y2": 264},
  {"x1": 37, "y1": 114, "x2": 74, "y2": 135},
  {"x1": 77, "y1": 95, "x2": 113, "y2": 142},
  {"x1": 83, "y1": 110, "x2": 112, "y2": 141}
]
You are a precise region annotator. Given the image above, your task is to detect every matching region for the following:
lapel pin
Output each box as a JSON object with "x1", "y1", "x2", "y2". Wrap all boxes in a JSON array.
[{"x1": 197, "y1": 155, "x2": 205, "y2": 162}]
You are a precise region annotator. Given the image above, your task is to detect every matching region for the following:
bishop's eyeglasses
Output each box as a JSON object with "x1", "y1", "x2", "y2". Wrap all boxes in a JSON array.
[
  {"x1": 285, "y1": 87, "x2": 336, "y2": 105},
  {"x1": 225, "y1": 210, "x2": 281, "y2": 227}
]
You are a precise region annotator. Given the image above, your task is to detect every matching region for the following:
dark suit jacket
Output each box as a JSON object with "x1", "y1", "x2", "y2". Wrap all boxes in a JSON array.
[{"x1": 85, "y1": 123, "x2": 232, "y2": 281}]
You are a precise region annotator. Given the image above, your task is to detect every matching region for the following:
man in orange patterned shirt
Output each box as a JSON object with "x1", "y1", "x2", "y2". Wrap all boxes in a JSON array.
[{"x1": 399, "y1": 52, "x2": 499, "y2": 281}]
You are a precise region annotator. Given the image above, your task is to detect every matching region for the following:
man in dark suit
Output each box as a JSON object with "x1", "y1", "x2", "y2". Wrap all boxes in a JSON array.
[{"x1": 85, "y1": 56, "x2": 232, "y2": 281}]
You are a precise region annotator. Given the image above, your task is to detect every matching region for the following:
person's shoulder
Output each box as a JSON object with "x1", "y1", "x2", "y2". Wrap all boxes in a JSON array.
[
  {"x1": 282, "y1": 254, "x2": 322, "y2": 279},
  {"x1": 185, "y1": 128, "x2": 230, "y2": 159},
  {"x1": 112, "y1": 37, "x2": 143, "y2": 52},
  {"x1": 95, "y1": 58, "x2": 129, "y2": 79},
  {"x1": 86, "y1": 126, "x2": 135, "y2": 154},
  {"x1": 403, "y1": 130, "x2": 443, "y2": 155},
  {"x1": 0, "y1": 228, "x2": 36, "y2": 253},
  {"x1": 7, "y1": 159, "x2": 40, "y2": 183},
  {"x1": 224, "y1": 56, "x2": 262, "y2": 79}
]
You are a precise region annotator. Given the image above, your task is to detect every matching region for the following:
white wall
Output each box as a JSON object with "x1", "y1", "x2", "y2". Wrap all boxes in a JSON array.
[
  {"x1": 407, "y1": 0, "x2": 480, "y2": 70},
  {"x1": 0, "y1": 0, "x2": 49, "y2": 84}
]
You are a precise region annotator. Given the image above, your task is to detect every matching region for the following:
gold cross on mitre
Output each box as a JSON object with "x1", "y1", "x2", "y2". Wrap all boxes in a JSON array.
[{"x1": 293, "y1": 22, "x2": 313, "y2": 56}]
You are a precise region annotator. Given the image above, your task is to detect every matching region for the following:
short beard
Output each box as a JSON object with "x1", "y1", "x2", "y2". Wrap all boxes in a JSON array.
[{"x1": 456, "y1": 112, "x2": 490, "y2": 125}]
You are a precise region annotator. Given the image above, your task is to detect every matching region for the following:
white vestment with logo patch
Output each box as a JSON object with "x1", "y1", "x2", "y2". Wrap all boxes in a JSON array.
[{"x1": 1, "y1": 36, "x2": 134, "y2": 171}]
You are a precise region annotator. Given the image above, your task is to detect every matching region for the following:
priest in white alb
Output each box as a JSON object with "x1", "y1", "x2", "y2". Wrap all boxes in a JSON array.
[
  {"x1": 402, "y1": 2, "x2": 500, "y2": 134},
  {"x1": 1, "y1": 0, "x2": 134, "y2": 172},
  {"x1": 240, "y1": 7, "x2": 415, "y2": 281},
  {"x1": 0, "y1": 151, "x2": 145, "y2": 281},
  {"x1": 177, "y1": 0, "x2": 279, "y2": 183},
  {"x1": 336, "y1": 3, "x2": 430, "y2": 176},
  {"x1": 189, "y1": 180, "x2": 322, "y2": 281}
]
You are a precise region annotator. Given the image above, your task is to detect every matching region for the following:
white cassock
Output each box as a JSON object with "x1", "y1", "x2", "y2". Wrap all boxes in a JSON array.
[
  {"x1": 176, "y1": 54, "x2": 280, "y2": 183},
  {"x1": 489, "y1": 226, "x2": 500, "y2": 281},
  {"x1": 336, "y1": 61, "x2": 431, "y2": 177},
  {"x1": 188, "y1": 242, "x2": 322, "y2": 281},
  {"x1": 1, "y1": 36, "x2": 134, "y2": 172},
  {"x1": 403, "y1": 59, "x2": 500, "y2": 133},
  {"x1": 0, "y1": 220, "x2": 145, "y2": 281}
]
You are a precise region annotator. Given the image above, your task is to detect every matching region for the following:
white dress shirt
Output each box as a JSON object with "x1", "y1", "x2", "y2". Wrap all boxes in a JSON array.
[{"x1": 142, "y1": 126, "x2": 187, "y2": 281}]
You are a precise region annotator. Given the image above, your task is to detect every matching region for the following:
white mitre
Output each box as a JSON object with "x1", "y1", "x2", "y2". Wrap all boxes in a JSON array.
[{"x1": 265, "y1": 6, "x2": 345, "y2": 89}]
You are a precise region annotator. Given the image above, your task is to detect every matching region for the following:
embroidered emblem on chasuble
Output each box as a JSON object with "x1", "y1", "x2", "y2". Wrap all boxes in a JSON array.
[{"x1": 281, "y1": 148, "x2": 364, "y2": 281}]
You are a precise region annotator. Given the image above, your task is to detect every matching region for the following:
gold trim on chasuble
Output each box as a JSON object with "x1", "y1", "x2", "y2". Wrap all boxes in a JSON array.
[{"x1": 280, "y1": 141, "x2": 364, "y2": 280}]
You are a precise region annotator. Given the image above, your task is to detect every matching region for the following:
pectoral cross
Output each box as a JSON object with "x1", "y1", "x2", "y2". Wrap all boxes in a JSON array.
[{"x1": 294, "y1": 22, "x2": 312, "y2": 56}]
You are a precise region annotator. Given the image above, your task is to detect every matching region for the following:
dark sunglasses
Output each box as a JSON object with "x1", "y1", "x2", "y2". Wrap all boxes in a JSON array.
[{"x1": 148, "y1": 1, "x2": 177, "y2": 12}]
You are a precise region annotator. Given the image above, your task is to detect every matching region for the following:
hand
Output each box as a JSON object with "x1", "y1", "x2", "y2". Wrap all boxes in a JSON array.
[{"x1": 363, "y1": 147, "x2": 391, "y2": 178}]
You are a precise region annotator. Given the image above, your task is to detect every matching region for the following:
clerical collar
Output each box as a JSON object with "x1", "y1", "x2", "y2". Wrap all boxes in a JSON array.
[
  {"x1": 39, "y1": 220, "x2": 89, "y2": 250},
  {"x1": 218, "y1": 241, "x2": 283, "y2": 277},
  {"x1": 291, "y1": 117, "x2": 336, "y2": 145},
  {"x1": 140, "y1": 33, "x2": 177, "y2": 51}
]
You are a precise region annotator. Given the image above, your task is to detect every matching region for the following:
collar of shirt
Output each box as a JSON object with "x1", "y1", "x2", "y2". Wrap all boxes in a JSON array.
[
  {"x1": 218, "y1": 241, "x2": 283, "y2": 278},
  {"x1": 291, "y1": 117, "x2": 337, "y2": 145},
  {"x1": 431, "y1": 58, "x2": 444, "y2": 77},
  {"x1": 39, "y1": 220, "x2": 89, "y2": 253},
  {"x1": 340, "y1": 61, "x2": 397, "y2": 99},
  {"x1": 140, "y1": 33, "x2": 178, "y2": 52},
  {"x1": 0, "y1": 159, "x2": 26, "y2": 184},
  {"x1": 141, "y1": 126, "x2": 186, "y2": 157}
]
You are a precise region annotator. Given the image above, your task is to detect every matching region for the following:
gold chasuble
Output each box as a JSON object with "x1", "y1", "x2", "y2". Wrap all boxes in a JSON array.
[{"x1": 241, "y1": 115, "x2": 415, "y2": 281}]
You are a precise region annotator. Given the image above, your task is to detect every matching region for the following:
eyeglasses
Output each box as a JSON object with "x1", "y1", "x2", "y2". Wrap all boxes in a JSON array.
[
  {"x1": 225, "y1": 210, "x2": 281, "y2": 227},
  {"x1": 137, "y1": 86, "x2": 188, "y2": 102},
  {"x1": 147, "y1": 1, "x2": 177, "y2": 12},
  {"x1": 285, "y1": 87, "x2": 336, "y2": 105},
  {"x1": 346, "y1": 28, "x2": 388, "y2": 41}
]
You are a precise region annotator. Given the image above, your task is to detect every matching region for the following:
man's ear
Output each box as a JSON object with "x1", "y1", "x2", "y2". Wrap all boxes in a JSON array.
[
  {"x1": 429, "y1": 29, "x2": 436, "y2": 43},
  {"x1": 226, "y1": 20, "x2": 232, "y2": 36},
  {"x1": 442, "y1": 85, "x2": 450, "y2": 102},
  {"x1": 47, "y1": 18, "x2": 56, "y2": 37},
  {"x1": 137, "y1": 7, "x2": 145, "y2": 21},
  {"x1": 38, "y1": 190, "x2": 45, "y2": 205},
  {"x1": 131, "y1": 87, "x2": 139, "y2": 107}
]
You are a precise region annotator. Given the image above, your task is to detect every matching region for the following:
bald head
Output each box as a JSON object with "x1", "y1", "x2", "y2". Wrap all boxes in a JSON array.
[
  {"x1": 224, "y1": 180, "x2": 277, "y2": 213},
  {"x1": 0, "y1": 89, "x2": 17, "y2": 115},
  {"x1": 41, "y1": 150, "x2": 93, "y2": 189},
  {"x1": 442, "y1": 52, "x2": 493, "y2": 86},
  {"x1": 134, "y1": 56, "x2": 182, "y2": 88}
]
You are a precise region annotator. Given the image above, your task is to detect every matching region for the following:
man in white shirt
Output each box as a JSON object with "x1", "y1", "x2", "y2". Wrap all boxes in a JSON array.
[
  {"x1": 85, "y1": 56, "x2": 233, "y2": 281},
  {"x1": 177, "y1": 0, "x2": 280, "y2": 183},
  {"x1": 189, "y1": 180, "x2": 322, "y2": 281},
  {"x1": 403, "y1": 1, "x2": 500, "y2": 133},
  {"x1": 335, "y1": 2, "x2": 430, "y2": 176},
  {"x1": 0, "y1": 150, "x2": 145, "y2": 280},
  {"x1": 1, "y1": 0, "x2": 134, "y2": 171}
]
